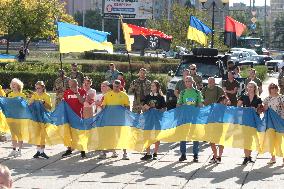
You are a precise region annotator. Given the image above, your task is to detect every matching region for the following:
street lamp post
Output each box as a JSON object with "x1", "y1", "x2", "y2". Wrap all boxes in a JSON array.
[{"x1": 199, "y1": 0, "x2": 229, "y2": 48}]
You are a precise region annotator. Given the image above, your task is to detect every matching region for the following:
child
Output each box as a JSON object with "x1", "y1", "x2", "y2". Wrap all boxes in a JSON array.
[
  {"x1": 209, "y1": 95, "x2": 230, "y2": 164},
  {"x1": 30, "y1": 81, "x2": 52, "y2": 159},
  {"x1": 117, "y1": 72, "x2": 125, "y2": 91},
  {"x1": 7, "y1": 78, "x2": 26, "y2": 157}
]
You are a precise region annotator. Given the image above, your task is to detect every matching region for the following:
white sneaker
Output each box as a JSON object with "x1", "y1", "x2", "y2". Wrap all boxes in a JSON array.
[
  {"x1": 8, "y1": 150, "x2": 17, "y2": 157},
  {"x1": 122, "y1": 153, "x2": 129, "y2": 160},
  {"x1": 16, "y1": 150, "x2": 22, "y2": 157},
  {"x1": 111, "y1": 152, "x2": 118, "y2": 158},
  {"x1": 98, "y1": 152, "x2": 106, "y2": 159}
]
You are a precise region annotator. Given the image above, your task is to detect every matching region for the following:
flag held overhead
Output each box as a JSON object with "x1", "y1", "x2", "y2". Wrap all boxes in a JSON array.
[
  {"x1": 187, "y1": 15, "x2": 212, "y2": 46},
  {"x1": 57, "y1": 22, "x2": 113, "y2": 54}
]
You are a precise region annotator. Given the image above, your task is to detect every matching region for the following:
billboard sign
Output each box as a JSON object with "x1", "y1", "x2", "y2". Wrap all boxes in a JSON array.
[{"x1": 104, "y1": 0, "x2": 153, "y2": 19}]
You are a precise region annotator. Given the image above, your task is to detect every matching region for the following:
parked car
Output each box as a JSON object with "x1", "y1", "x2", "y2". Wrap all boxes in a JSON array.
[
  {"x1": 265, "y1": 54, "x2": 284, "y2": 72},
  {"x1": 238, "y1": 55, "x2": 273, "y2": 66},
  {"x1": 227, "y1": 51, "x2": 250, "y2": 64},
  {"x1": 231, "y1": 48, "x2": 258, "y2": 56}
]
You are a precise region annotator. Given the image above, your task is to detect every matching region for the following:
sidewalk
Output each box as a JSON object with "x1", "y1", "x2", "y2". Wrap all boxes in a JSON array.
[{"x1": 3, "y1": 73, "x2": 284, "y2": 189}]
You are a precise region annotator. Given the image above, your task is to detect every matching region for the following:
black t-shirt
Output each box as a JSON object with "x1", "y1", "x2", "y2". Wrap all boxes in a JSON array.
[
  {"x1": 143, "y1": 94, "x2": 166, "y2": 110},
  {"x1": 239, "y1": 95, "x2": 262, "y2": 108}
]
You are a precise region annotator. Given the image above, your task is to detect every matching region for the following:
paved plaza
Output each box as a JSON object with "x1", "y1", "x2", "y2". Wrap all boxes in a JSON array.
[{"x1": 2, "y1": 73, "x2": 284, "y2": 189}]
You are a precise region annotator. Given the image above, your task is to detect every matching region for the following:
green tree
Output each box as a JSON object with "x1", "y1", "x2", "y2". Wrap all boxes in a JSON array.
[
  {"x1": 0, "y1": 0, "x2": 75, "y2": 53},
  {"x1": 273, "y1": 13, "x2": 284, "y2": 49},
  {"x1": 146, "y1": 3, "x2": 227, "y2": 51}
]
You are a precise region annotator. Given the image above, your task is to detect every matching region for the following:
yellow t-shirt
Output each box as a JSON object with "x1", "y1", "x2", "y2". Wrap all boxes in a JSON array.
[
  {"x1": 0, "y1": 85, "x2": 5, "y2": 97},
  {"x1": 7, "y1": 91, "x2": 26, "y2": 99},
  {"x1": 30, "y1": 92, "x2": 52, "y2": 111},
  {"x1": 102, "y1": 91, "x2": 130, "y2": 107}
]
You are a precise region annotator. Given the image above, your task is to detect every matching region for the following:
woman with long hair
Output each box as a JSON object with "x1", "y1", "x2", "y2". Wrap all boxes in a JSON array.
[
  {"x1": 263, "y1": 83, "x2": 284, "y2": 164},
  {"x1": 141, "y1": 80, "x2": 166, "y2": 161},
  {"x1": 237, "y1": 81, "x2": 263, "y2": 165}
]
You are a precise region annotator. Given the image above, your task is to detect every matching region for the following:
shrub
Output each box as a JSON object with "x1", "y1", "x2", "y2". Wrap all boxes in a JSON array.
[
  {"x1": 240, "y1": 65, "x2": 268, "y2": 81},
  {"x1": 83, "y1": 52, "x2": 179, "y2": 64}
]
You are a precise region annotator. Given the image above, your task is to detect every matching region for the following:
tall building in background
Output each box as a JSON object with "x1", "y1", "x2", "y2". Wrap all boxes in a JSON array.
[
  {"x1": 60, "y1": 0, "x2": 103, "y2": 16},
  {"x1": 270, "y1": 0, "x2": 284, "y2": 22}
]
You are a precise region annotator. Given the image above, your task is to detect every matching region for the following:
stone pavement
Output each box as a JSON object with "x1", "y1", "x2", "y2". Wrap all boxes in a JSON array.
[{"x1": 2, "y1": 73, "x2": 284, "y2": 189}]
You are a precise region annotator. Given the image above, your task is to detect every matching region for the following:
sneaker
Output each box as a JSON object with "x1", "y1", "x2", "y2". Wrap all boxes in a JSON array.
[
  {"x1": 140, "y1": 154, "x2": 152, "y2": 161},
  {"x1": 62, "y1": 149, "x2": 72, "y2": 158},
  {"x1": 17, "y1": 150, "x2": 22, "y2": 157},
  {"x1": 8, "y1": 150, "x2": 17, "y2": 157},
  {"x1": 80, "y1": 151, "x2": 87, "y2": 158},
  {"x1": 122, "y1": 153, "x2": 130, "y2": 160},
  {"x1": 179, "y1": 154, "x2": 187, "y2": 162},
  {"x1": 33, "y1": 151, "x2": 41, "y2": 158},
  {"x1": 111, "y1": 152, "x2": 118, "y2": 158},
  {"x1": 40, "y1": 152, "x2": 49, "y2": 159},
  {"x1": 209, "y1": 157, "x2": 217, "y2": 164},
  {"x1": 98, "y1": 152, "x2": 106, "y2": 159},
  {"x1": 152, "y1": 153, "x2": 157, "y2": 160},
  {"x1": 193, "y1": 156, "x2": 198, "y2": 163},
  {"x1": 216, "y1": 157, "x2": 221, "y2": 163},
  {"x1": 242, "y1": 157, "x2": 249, "y2": 165}
]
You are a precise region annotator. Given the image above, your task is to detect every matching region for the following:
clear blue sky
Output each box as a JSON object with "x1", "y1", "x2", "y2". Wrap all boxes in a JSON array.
[{"x1": 229, "y1": 0, "x2": 270, "y2": 6}]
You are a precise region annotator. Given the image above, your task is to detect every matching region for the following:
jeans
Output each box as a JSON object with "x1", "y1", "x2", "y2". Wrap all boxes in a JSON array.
[{"x1": 180, "y1": 141, "x2": 199, "y2": 157}]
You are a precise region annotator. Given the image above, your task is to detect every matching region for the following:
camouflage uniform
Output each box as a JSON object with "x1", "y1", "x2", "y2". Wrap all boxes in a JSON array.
[
  {"x1": 279, "y1": 71, "x2": 284, "y2": 94},
  {"x1": 53, "y1": 76, "x2": 70, "y2": 106},
  {"x1": 128, "y1": 78, "x2": 151, "y2": 113},
  {"x1": 191, "y1": 74, "x2": 203, "y2": 90},
  {"x1": 70, "y1": 71, "x2": 84, "y2": 87}
]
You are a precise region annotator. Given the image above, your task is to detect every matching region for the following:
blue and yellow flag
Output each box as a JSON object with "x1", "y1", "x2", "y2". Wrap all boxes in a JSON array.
[
  {"x1": 2, "y1": 97, "x2": 284, "y2": 156},
  {"x1": 57, "y1": 22, "x2": 113, "y2": 54},
  {"x1": 187, "y1": 16, "x2": 212, "y2": 46},
  {"x1": 0, "y1": 54, "x2": 16, "y2": 63}
]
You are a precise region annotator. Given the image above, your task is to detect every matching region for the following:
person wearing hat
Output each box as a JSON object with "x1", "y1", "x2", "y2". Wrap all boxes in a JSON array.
[
  {"x1": 105, "y1": 63, "x2": 120, "y2": 84},
  {"x1": 278, "y1": 66, "x2": 284, "y2": 94},
  {"x1": 128, "y1": 68, "x2": 151, "y2": 113},
  {"x1": 70, "y1": 63, "x2": 84, "y2": 87},
  {"x1": 102, "y1": 79, "x2": 130, "y2": 160},
  {"x1": 53, "y1": 69, "x2": 70, "y2": 106},
  {"x1": 29, "y1": 81, "x2": 52, "y2": 159}
]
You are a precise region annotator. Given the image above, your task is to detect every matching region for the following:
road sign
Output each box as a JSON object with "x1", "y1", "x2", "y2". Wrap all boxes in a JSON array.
[
  {"x1": 251, "y1": 17, "x2": 257, "y2": 23},
  {"x1": 103, "y1": 0, "x2": 153, "y2": 19}
]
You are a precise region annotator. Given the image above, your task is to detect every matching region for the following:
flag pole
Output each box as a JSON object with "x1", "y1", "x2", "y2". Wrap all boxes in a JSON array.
[
  {"x1": 120, "y1": 15, "x2": 133, "y2": 80},
  {"x1": 56, "y1": 21, "x2": 64, "y2": 87}
]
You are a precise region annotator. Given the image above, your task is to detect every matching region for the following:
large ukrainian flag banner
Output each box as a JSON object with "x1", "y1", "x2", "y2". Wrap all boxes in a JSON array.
[
  {"x1": 1, "y1": 97, "x2": 284, "y2": 156},
  {"x1": 0, "y1": 54, "x2": 17, "y2": 63},
  {"x1": 57, "y1": 22, "x2": 113, "y2": 54},
  {"x1": 187, "y1": 15, "x2": 212, "y2": 46}
]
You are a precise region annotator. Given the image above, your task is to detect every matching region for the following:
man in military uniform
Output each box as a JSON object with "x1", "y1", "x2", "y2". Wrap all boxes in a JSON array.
[
  {"x1": 105, "y1": 63, "x2": 120, "y2": 84},
  {"x1": 53, "y1": 69, "x2": 70, "y2": 106},
  {"x1": 279, "y1": 66, "x2": 284, "y2": 94},
  {"x1": 189, "y1": 64, "x2": 203, "y2": 90},
  {"x1": 245, "y1": 68, "x2": 262, "y2": 95},
  {"x1": 70, "y1": 63, "x2": 84, "y2": 87},
  {"x1": 128, "y1": 68, "x2": 151, "y2": 113}
]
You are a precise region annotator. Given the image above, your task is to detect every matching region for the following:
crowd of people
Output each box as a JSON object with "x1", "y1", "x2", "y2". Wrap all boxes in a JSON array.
[{"x1": 0, "y1": 61, "x2": 284, "y2": 166}]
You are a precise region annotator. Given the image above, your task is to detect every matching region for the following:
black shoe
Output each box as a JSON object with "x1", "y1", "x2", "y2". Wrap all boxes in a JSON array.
[
  {"x1": 140, "y1": 154, "x2": 152, "y2": 161},
  {"x1": 193, "y1": 157, "x2": 199, "y2": 163},
  {"x1": 179, "y1": 154, "x2": 187, "y2": 162},
  {"x1": 152, "y1": 153, "x2": 157, "y2": 160},
  {"x1": 81, "y1": 151, "x2": 87, "y2": 158},
  {"x1": 248, "y1": 156, "x2": 254, "y2": 163},
  {"x1": 33, "y1": 151, "x2": 41, "y2": 158},
  {"x1": 62, "y1": 149, "x2": 72, "y2": 158},
  {"x1": 242, "y1": 157, "x2": 249, "y2": 165},
  {"x1": 40, "y1": 152, "x2": 49, "y2": 159},
  {"x1": 216, "y1": 157, "x2": 221, "y2": 163}
]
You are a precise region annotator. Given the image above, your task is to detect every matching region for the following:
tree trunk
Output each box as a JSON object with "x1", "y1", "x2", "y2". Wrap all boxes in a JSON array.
[{"x1": 5, "y1": 35, "x2": 10, "y2": 54}]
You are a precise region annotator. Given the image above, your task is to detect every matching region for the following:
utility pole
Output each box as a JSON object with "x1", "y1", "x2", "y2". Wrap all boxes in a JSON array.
[
  {"x1": 82, "y1": 0, "x2": 85, "y2": 27},
  {"x1": 264, "y1": 0, "x2": 267, "y2": 48},
  {"x1": 167, "y1": 0, "x2": 171, "y2": 20}
]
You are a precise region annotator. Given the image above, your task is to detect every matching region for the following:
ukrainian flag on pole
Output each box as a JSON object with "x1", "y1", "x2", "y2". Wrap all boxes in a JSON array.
[
  {"x1": 57, "y1": 22, "x2": 113, "y2": 54},
  {"x1": 187, "y1": 15, "x2": 212, "y2": 46}
]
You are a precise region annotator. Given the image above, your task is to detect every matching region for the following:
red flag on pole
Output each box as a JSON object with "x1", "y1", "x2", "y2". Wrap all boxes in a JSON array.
[{"x1": 224, "y1": 16, "x2": 247, "y2": 47}]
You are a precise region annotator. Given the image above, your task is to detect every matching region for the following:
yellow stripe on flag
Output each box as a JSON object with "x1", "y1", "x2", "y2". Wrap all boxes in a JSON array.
[
  {"x1": 187, "y1": 26, "x2": 208, "y2": 46},
  {"x1": 59, "y1": 35, "x2": 113, "y2": 54}
]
